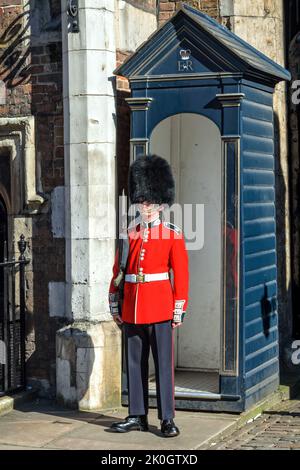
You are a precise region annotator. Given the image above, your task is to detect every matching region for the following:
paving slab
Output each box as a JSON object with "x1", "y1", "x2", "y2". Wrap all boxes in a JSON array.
[
  {"x1": 0, "y1": 399, "x2": 239, "y2": 450},
  {"x1": 0, "y1": 420, "x2": 83, "y2": 448}
]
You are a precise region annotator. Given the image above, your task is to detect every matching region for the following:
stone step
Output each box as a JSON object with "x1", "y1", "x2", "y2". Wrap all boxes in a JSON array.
[{"x1": 0, "y1": 388, "x2": 39, "y2": 417}]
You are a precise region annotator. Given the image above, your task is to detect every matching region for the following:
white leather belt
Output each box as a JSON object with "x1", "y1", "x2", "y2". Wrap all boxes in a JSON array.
[{"x1": 125, "y1": 272, "x2": 169, "y2": 283}]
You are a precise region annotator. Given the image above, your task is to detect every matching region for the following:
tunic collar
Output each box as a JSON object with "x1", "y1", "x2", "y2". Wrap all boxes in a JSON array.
[{"x1": 141, "y1": 216, "x2": 161, "y2": 228}]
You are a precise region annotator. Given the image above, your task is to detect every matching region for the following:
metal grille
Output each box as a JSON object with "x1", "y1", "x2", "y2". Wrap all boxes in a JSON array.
[{"x1": 0, "y1": 235, "x2": 29, "y2": 395}]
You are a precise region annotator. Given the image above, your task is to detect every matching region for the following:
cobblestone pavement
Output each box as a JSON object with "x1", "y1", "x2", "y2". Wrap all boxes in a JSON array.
[{"x1": 203, "y1": 398, "x2": 300, "y2": 450}]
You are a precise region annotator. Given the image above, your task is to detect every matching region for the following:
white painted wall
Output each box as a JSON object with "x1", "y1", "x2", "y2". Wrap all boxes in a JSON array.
[
  {"x1": 150, "y1": 113, "x2": 222, "y2": 371},
  {"x1": 115, "y1": 0, "x2": 157, "y2": 52}
]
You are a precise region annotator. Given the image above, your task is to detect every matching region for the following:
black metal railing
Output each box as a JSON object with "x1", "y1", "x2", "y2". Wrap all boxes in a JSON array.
[{"x1": 0, "y1": 235, "x2": 29, "y2": 395}]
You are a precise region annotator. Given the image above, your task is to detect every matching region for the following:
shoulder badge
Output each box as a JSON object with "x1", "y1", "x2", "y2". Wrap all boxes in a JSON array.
[{"x1": 163, "y1": 221, "x2": 182, "y2": 235}]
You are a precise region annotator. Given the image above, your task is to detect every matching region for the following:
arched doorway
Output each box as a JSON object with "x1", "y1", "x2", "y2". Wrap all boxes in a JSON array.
[{"x1": 149, "y1": 113, "x2": 222, "y2": 394}]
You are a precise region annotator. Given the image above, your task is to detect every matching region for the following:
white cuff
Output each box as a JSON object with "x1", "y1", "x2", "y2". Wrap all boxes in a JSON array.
[{"x1": 173, "y1": 299, "x2": 186, "y2": 322}]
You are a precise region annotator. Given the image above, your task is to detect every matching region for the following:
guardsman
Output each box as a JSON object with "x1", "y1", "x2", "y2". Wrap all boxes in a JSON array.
[{"x1": 108, "y1": 154, "x2": 189, "y2": 437}]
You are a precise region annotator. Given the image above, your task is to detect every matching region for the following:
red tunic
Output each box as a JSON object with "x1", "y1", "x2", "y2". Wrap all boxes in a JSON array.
[{"x1": 108, "y1": 217, "x2": 189, "y2": 324}]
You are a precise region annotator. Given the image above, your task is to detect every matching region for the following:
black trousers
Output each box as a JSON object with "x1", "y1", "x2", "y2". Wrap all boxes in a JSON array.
[{"x1": 124, "y1": 319, "x2": 175, "y2": 420}]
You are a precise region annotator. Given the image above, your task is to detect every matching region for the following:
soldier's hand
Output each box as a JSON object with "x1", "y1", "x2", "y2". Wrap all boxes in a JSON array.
[
  {"x1": 171, "y1": 321, "x2": 182, "y2": 329},
  {"x1": 112, "y1": 314, "x2": 123, "y2": 325}
]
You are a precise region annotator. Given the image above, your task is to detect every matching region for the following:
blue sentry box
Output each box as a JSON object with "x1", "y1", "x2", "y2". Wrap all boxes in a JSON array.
[{"x1": 114, "y1": 3, "x2": 291, "y2": 412}]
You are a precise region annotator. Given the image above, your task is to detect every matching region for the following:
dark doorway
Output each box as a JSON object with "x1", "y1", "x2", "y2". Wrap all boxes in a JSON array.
[{"x1": 285, "y1": 0, "x2": 300, "y2": 337}]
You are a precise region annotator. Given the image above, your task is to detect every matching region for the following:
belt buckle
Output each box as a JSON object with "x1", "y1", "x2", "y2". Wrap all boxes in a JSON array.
[{"x1": 136, "y1": 273, "x2": 145, "y2": 283}]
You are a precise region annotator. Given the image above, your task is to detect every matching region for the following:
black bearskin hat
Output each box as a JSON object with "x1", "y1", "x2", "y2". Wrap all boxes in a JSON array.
[{"x1": 128, "y1": 154, "x2": 175, "y2": 206}]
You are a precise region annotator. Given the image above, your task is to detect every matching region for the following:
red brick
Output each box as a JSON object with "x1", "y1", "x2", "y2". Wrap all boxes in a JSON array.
[
  {"x1": 32, "y1": 84, "x2": 57, "y2": 94},
  {"x1": 31, "y1": 93, "x2": 44, "y2": 104},
  {"x1": 0, "y1": 0, "x2": 21, "y2": 5},
  {"x1": 29, "y1": 65, "x2": 45, "y2": 75},
  {"x1": 38, "y1": 73, "x2": 61, "y2": 83},
  {"x1": 159, "y1": 11, "x2": 173, "y2": 20},
  {"x1": 55, "y1": 146, "x2": 64, "y2": 158},
  {"x1": 159, "y1": 2, "x2": 175, "y2": 11}
]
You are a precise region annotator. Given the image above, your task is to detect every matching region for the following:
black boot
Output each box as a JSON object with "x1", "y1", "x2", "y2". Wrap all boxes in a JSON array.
[
  {"x1": 110, "y1": 415, "x2": 149, "y2": 433},
  {"x1": 160, "y1": 419, "x2": 180, "y2": 437}
]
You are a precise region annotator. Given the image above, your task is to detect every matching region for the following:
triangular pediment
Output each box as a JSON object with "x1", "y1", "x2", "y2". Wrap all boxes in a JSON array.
[
  {"x1": 113, "y1": 3, "x2": 291, "y2": 84},
  {"x1": 143, "y1": 23, "x2": 239, "y2": 77}
]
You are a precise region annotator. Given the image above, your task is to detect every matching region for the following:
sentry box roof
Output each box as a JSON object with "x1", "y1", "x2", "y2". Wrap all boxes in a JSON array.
[{"x1": 114, "y1": 2, "x2": 291, "y2": 85}]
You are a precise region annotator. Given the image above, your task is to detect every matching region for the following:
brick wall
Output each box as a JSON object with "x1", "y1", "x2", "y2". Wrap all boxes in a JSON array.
[
  {"x1": 27, "y1": 41, "x2": 65, "y2": 394},
  {"x1": 0, "y1": 0, "x2": 65, "y2": 396},
  {"x1": 158, "y1": 0, "x2": 220, "y2": 25},
  {"x1": 0, "y1": 1, "x2": 31, "y2": 115},
  {"x1": 31, "y1": 44, "x2": 64, "y2": 189}
]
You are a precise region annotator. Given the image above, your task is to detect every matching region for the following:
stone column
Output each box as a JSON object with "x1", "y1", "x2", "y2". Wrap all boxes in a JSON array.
[{"x1": 56, "y1": 0, "x2": 121, "y2": 410}]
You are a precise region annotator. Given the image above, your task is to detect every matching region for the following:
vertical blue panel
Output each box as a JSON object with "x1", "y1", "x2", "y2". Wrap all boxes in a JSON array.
[
  {"x1": 240, "y1": 82, "x2": 279, "y2": 405},
  {"x1": 222, "y1": 140, "x2": 239, "y2": 374}
]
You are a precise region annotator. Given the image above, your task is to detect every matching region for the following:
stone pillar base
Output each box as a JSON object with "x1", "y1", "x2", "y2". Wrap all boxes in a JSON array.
[{"x1": 56, "y1": 321, "x2": 122, "y2": 410}]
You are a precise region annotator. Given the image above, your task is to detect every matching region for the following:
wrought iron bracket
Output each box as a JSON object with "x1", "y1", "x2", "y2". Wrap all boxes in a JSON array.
[{"x1": 67, "y1": 0, "x2": 79, "y2": 33}]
